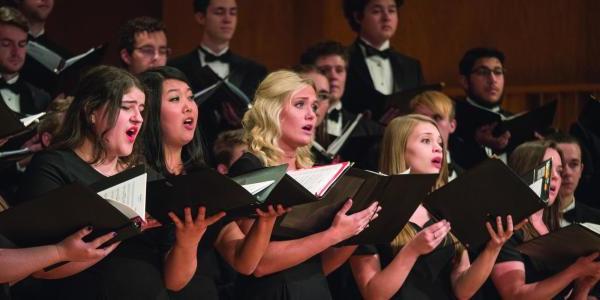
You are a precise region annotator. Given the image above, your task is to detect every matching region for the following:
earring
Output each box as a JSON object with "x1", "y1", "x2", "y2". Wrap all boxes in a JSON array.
[{"x1": 90, "y1": 114, "x2": 96, "y2": 125}]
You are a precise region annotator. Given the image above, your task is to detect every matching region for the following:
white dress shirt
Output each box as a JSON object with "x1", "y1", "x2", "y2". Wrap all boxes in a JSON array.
[
  {"x1": 198, "y1": 45, "x2": 230, "y2": 79},
  {"x1": 360, "y1": 39, "x2": 393, "y2": 95},
  {"x1": 1, "y1": 75, "x2": 21, "y2": 113},
  {"x1": 327, "y1": 101, "x2": 343, "y2": 137}
]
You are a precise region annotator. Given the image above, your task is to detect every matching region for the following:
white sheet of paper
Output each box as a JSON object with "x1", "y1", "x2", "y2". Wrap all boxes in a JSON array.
[
  {"x1": 97, "y1": 173, "x2": 147, "y2": 221},
  {"x1": 20, "y1": 112, "x2": 46, "y2": 127},
  {"x1": 242, "y1": 180, "x2": 275, "y2": 195},
  {"x1": 287, "y1": 163, "x2": 347, "y2": 197},
  {"x1": 529, "y1": 178, "x2": 543, "y2": 197}
]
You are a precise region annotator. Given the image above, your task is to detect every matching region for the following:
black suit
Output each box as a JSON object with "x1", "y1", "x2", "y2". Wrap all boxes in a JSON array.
[
  {"x1": 342, "y1": 40, "x2": 424, "y2": 121},
  {"x1": 0, "y1": 77, "x2": 50, "y2": 205},
  {"x1": 169, "y1": 49, "x2": 267, "y2": 165},
  {"x1": 563, "y1": 201, "x2": 600, "y2": 225}
]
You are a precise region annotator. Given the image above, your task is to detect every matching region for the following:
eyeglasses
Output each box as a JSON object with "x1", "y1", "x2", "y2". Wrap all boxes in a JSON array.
[
  {"x1": 134, "y1": 46, "x2": 172, "y2": 57},
  {"x1": 471, "y1": 67, "x2": 506, "y2": 77}
]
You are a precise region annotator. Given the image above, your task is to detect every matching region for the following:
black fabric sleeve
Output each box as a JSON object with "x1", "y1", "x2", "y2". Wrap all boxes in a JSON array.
[
  {"x1": 353, "y1": 244, "x2": 378, "y2": 256},
  {"x1": 16, "y1": 151, "x2": 68, "y2": 201},
  {"x1": 496, "y1": 233, "x2": 524, "y2": 263},
  {"x1": 227, "y1": 152, "x2": 264, "y2": 177}
]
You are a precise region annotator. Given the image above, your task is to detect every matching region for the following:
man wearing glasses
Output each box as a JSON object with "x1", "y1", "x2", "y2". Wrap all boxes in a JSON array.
[
  {"x1": 118, "y1": 16, "x2": 169, "y2": 75},
  {"x1": 453, "y1": 47, "x2": 512, "y2": 169}
]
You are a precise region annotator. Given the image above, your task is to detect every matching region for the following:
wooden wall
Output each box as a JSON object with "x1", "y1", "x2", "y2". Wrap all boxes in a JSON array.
[
  {"x1": 39, "y1": 0, "x2": 600, "y2": 130},
  {"x1": 164, "y1": 0, "x2": 600, "y2": 88}
]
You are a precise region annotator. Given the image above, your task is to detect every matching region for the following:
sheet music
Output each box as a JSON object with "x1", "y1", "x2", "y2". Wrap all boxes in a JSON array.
[
  {"x1": 327, "y1": 113, "x2": 363, "y2": 155},
  {"x1": 20, "y1": 112, "x2": 46, "y2": 127},
  {"x1": 242, "y1": 180, "x2": 275, "y2": 195},
  {"x1": 26, "y1": 40, "x2": 63, "y2": 72},
  {"x1": 529, "y1": 178, "x2": 543, "y2": 197},
  {"x1": 97, "y1": 173, "x2": 147, "y2": 221},
  {"x1": 581, "y1": 222, "x2": 600, "y2": 234},
  {"x1": 63, "y1": 47, "x2": 97, "y2": 70},
  {"x1": 287, "y1": 162, "x2": 349, "y2": 197}
]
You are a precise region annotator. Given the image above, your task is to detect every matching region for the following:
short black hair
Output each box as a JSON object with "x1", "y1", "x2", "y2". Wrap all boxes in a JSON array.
[
  {"x1": 118, "y1": 16, "x2": 166, "y2": 54},
  {"x1": 193, "y1": 0, "x2": 210, "y2": 13},
  {"x1": 343, "y1": 0, "x2": 404, "y2": 32},
  {"x1": 138, "y1": 66, "x2": 207, "y2": 175},
  {"x1": 292, "y1": 64, "x2": 320, "y2": 75},
  {"x1": 545, "y1": 132, "x2": 582, "y2": 148},
  {"x1": 459, "y1": 47, "x2": 505, "y2": 76},
  {"x1": 300, "y1": 41, "x2": 349, "y2": 65}
]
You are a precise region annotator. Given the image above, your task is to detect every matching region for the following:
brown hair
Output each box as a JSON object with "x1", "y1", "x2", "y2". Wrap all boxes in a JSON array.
[
  {"x1": 508, "y1": 140, "x2": 563, "y2": 241},
  {"x1": 0, "y1": 6, "x2": 28, "y2": 33},
  {"x1": 51, "y1": 65, "x2": 147, "y2": 167}
]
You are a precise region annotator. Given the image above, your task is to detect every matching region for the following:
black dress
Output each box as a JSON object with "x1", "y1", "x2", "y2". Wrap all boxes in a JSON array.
[
  {"x1": 229, "y1": 152, "x2": 332, "y2": 300},
  {"x1": 161, "y1": 167, "x2": 230, "y2": 300},
  {"x1": 14, "y1": 149, "x2": 171, "y2": 300},
  {"x1": 353, "y1": 220, "x2": 457, "y2": 299},
  {"x1": 480, "y1": 231, "x2": 572, "y2": 299}
]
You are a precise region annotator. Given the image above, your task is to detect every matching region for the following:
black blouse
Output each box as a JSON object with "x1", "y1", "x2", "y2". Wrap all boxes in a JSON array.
[
  {"x1": 14, "y1": 149, "x2": 171, "y2": 300},
  {"x1": 353, "y1": 219, "x2": 457, "y2": 300},
  {"x1": 480, "y1": 230, "x2": 572, "y2": 300},
  {"x1": 229, "y1": 152, "x2": 333, "y2": 300}
]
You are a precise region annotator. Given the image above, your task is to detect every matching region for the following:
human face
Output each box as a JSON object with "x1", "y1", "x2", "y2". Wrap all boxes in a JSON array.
[
  {"x1": 543, "y1": 148, "x2": 563, "y2": 206},
  {"x1": 196, "y1": 0, "x2": 237, "y2": 44},
  {"x1": 315, "y1": 55, "x2": 347, "y2": 101},
  {"x1": 557, "y1": 143, "x2": 583, "y2": 198},
  {"x1": 278, "y1": 85, "x2": 318, "y2": 151},
  {"x1": 160, "y1": 79, "x2": 197, "y2": 148},
  {"x1": 463, "y1": 57, "x2": 505, "y2": 105},
  {"x1": 303, "y1": 71, "x2": 331, "y2": 126},
  {"x1": 412, "y1": 104, "x2": 456, "y2": 147},
  {"x1": 122, "y1": 31, "x2": 169, "y2": 75},
  {"x1": 405, "y1": 122, "x2": 444, "y2": 174},
  {"x1": 0, "y1": 24, "x2": 27, "y2": 75},
  {"x1": 358, "y1": 0, "x2": 398, "y2": 47},
  {"x1": 93, "y1": 87, "x2": 145, "y2": 158},
  {"x1": 20, "y1": 0, "x2": 53, "y2": 22}
]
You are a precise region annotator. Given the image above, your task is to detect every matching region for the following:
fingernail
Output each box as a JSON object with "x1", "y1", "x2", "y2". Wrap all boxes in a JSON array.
[{"x1": 112, "y1": 232, "x2": 117, "y2": 237}]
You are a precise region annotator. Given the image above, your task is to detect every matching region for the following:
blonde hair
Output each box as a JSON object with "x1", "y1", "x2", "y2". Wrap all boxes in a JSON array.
[
  {"x1": 242, "y1": 70, "x2": 315, "y2": 168},
  {"x1": 409, "y1": 91, "x2": 455, "y2": 120},
  {"x1": 379, "y1": 114, "x2": 463, "y2": 257}
]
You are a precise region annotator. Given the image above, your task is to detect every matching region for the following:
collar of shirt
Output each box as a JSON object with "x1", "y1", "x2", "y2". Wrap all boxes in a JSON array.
[
  {"x1": 29, "y1": 28, "x2": 45, "y2": 39},
  {"x1": 199, "y1": 45, "x2": 229, "y2": 57},
  {"x1": 197, "y1": 46, "x2": 230, "y2": 79},
  {"x1": 1, "y1": 75, "x2": 19, "y2": 85},
  {"x1": 359, "y1": 38, "x2": 390, "y2": 52},
  {"x1": 466, "y1": 97, "x2": 506, "y2": 118},
  {"x1": 561, "y1": 198, "x2": 576, "y2": 214},
  {"x1": 328, "y1": 101, "x2": 342, "y2": 113}
]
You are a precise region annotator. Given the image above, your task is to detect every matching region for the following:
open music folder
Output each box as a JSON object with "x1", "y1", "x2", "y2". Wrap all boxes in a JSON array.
[
  {"x1": 0, "y1": 165, "x2": 147, "y2": 248},
  {"x1": 422, "y1": 158, "x2": 552, "y2": 250},
  {"x1": 516, "y1": 222, "x2": 600, "y2": 270},
  {"x1": 274, "y1": 167, "x2": 438, "y2": 244},
  {"x1": 146, "y1": 162, "x2": 353, "y2": 224}
]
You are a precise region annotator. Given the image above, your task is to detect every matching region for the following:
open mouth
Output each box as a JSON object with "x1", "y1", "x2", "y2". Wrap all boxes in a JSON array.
[
  {"x1": 126, "y1": 127, "x2": 138, "y2": 142},
  {"x1": 302, "y1": 124, "x2": 313, "y2": 133},
  {"x1": 183, "y1": 117, "x2": 195, "y2": 129},
  {"x1": 431, "y1": 157, "x2": 443, "y2": 169}
]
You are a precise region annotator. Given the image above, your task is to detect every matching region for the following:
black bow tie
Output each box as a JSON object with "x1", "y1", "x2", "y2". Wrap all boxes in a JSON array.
[
  {"x1": 328, "y1": 108, "x2": 341, "y2": 121},
  {"x1": 201, "y1": 48, "x2": 232, "y2": 63},
  {"x1": 361, "y1": 41, "x2": 391, "y2": 59},
  {"x1": 0, "y1": 79, "x2": 21, "y2": 94}
]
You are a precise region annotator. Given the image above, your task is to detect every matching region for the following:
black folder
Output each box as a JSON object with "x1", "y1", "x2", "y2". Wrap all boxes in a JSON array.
[
  {"x1": 516, "y1": 222, "x2": 600, "y2": 271},
  {"x1": 0, "y1": 165, "x2": 146, "y2": 248},
  {"x1": 146, "y1": 165, "x2": 288, "y2": 224},
  {"x1": 379, "y1": 82, "x2": 445, "y2": 125},
  {"x1": 146, "y1": 163, "x2": 352, "y2": 224},
  {"x1": 0, "y1": 99, "x2": 42, "y2": 140},
  {"x1": 456, "y1": 100, "x2": 557, "y2": 152},
  {"x1": 274, "y1": 168, "x2": 438, "y2": 244},
  {"x1": 422, "y1": 158, "x2": 551, "y2": 250}
]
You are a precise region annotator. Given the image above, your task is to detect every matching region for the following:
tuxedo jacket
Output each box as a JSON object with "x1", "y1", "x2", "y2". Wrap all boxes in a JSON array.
[
  {"x1": 169, "y1": 50, "x2": 267, "y2": 164},
  {"x1": 342, "y1": 40, "x2": 424, "y2": 121},
  {"x1": 0, "y1": 79, "x2": 51, "y2": 116},
  {"x1": 313, "y1": 108, "x2": 383, "y2": 168},
  {"x1": 452, "y1": 99, "x2": 514, "y2": 169},
  {"x1": 563, "y1": 201, "x2": 600, "y2": 225}
]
